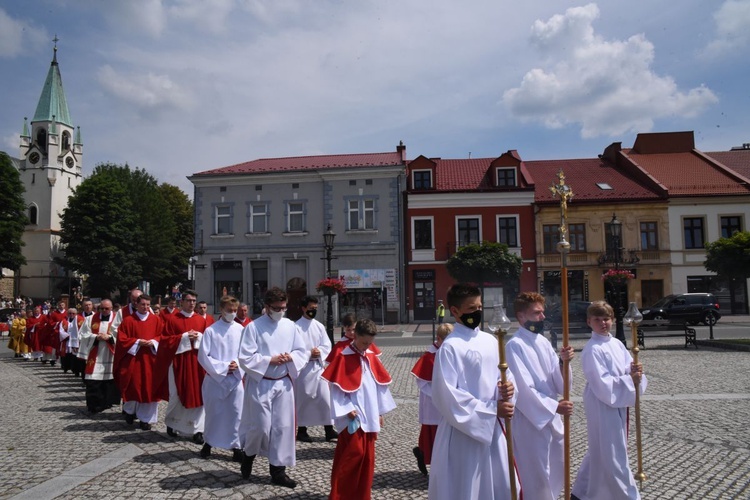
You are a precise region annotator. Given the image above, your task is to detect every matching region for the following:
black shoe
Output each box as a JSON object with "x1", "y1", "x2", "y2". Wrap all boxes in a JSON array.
[
  {"x1": 241, "y1": 454, "x2": 255, "y2": 479},
  {"x1": 296, "y1": 427, "x2": 312, "y2": 443},
  {"x1": 192, "y1": 432, "x2": 204, "y2": 444},
  {"x1": 270, "y1": 465, "x2": 297, "y2": 488},
  {"x1": 50, "y1": 361, "x2": 56, "y2": 367},
  {"x1": 200, "y1": 443, "x2": 211, "y2": 458},
  {"x1": 166, "y1": 426, "x2": 177, "y2": 437},
  {"x1": 324, "y1": 425, "x2": 339, "y2": 442},
  {"x1": 123, "y1": 411, "x2": 135, "y2": 425},
  {"x1": 41, "y1": 360, "x2": 48, "y2": 364},
  {"x1": 15, "y1": 354, "x2": 19, "y2": 358},
  {"x1": 413, "y1": 447, "x2": 428, "y2": 476},
  {"x1": 232, "y1": 449, "x2": 243, "y2": 462},
  {"x1": 139, "y1": 422, "x2": 152, "y2": 431}
]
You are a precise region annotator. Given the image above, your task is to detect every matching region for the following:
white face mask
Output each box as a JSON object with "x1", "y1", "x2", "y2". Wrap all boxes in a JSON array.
[
  {"x1": 269, "y1": 310, "x2": 284, "y2": 322},
  {"x1": 222, "y1": 312, "x2": 237, "y2": 323}
]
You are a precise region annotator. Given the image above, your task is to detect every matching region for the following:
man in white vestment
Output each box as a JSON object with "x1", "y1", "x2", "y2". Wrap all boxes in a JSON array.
[
  {"x1": 294, "y1": 295, "x2": 337, "y2": 443},
  {"x1": 78, "y1": 300, "x2": 119, "y2": 413},
  {"x1": 238, "y1": 287, "x2": 307, "y2": 488},
  {"x1": 428, "y1": 283, "x2": 521, "y2": 500},
  {"x1": 505, "y1": 292, "x2": 574, "y2": 500},
  {"x1": 197, "y1": 295, "x2": 244, "y2": 461}
]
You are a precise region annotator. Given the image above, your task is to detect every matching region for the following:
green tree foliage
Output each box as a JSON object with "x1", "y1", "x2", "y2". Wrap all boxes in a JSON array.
[
  {"x1": 446, "y1": 241, "x2": 522, "y2": 322},
  {"x1": 58, "y1": 163, "x2": 193, "y2": 297},
  {"x1": 0, "y1": 152, "x2": 28, "y2": 270},
  {"x1": 704, "y1": 231, "x2": 750, "y2": 281}
]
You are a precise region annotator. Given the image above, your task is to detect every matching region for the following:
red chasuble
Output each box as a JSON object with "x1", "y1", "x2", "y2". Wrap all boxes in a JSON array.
[
  {"x1": 410, "y1": 347, "x2": 437, "y2": 382},
  {"x1": 203, "y1": 314, "x2": 215, "y2": 327},
  {"x1": 114, "y1": 313, "x2": 164, "y2": 403},
  {"x1": 235, "y1": 316, "x2": 251, "y2": 327},
  {"x1": 44, "y1": 309, "x2": 67, "y2": 355},
  {"x1": 159, "y1": 308, "x2": 179, "y2": 322},
  {"x1": 325, "y1": 338, "x2": 382, "y2": 363},
  {"x1": 24, "y1": 314, "x2": 45, "y2": 352},
  {"x1": 154, "y1": 312, "x2": 207, "y2": 408},
  {"x1": 322, "y1": 345, "x2": 392, "y2": 393}
]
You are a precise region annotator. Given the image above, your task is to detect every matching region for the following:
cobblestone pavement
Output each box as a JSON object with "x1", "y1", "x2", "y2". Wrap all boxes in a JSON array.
[{"x1": 1, "y1": 335, "x2": 749, "y2": 499}]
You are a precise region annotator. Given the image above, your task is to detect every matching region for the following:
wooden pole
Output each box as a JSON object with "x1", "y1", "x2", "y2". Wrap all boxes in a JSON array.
[
  {"x1": 629, "y1": 321, "x2": 646, "y2": 489},
  {"x1": 496, "y1": 327, "x2": 517, "y2": 500}
]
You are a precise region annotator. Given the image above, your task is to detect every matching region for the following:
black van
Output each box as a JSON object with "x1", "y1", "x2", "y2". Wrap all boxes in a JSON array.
[{"x1": 639, "y1": 293, "x2": 721, "y2": 326}]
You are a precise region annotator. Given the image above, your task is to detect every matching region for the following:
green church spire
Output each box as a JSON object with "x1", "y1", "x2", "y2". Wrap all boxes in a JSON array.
[{"x1": 32, "y1": 35, "x2": 72, "y2": 127}]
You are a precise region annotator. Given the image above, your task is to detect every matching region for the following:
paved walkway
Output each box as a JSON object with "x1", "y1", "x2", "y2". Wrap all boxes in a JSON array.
[{"x1": 1, "y1": 335, "x2": 749, "y2": 499}]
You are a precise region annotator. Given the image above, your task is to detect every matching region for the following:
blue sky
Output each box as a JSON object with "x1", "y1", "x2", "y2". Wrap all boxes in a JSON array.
[{"x1": 1, "y1": 1, "x2": 748, "y2": 196}]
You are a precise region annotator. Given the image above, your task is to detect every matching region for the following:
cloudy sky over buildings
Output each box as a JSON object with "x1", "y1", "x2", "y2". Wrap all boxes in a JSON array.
[{"x1": 1, "y1": 0, "x2": 747, "y2": 194}]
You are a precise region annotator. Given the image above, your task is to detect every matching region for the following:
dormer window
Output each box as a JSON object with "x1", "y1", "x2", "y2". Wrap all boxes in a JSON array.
[
  {"x1": 412, "y1": 170, "x2": 432, "y2": 190},
  {"x1": 496, "y1": 167, "x2": 516, "y2": 187}
]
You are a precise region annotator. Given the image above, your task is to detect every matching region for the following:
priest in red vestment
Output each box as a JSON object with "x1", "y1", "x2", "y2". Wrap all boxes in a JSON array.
[
  {"x1": 196, "y1": 301, "x2": 215, "y2": 327},
  {"x1": 156, "y1": 291, "x2": 207, "y2": 443},
  {"x1": 43, "y1": 300, "x2": 68, "y2": 366},
  {"x1": 114, "y1": 294, "x2": 165, "y2": 430},
  {"x1": 235, "y1": 302, "x2": 252, "y2": 327},
  {"x1": 24, "y1": 306, "x2": 45, "y2": 361}
]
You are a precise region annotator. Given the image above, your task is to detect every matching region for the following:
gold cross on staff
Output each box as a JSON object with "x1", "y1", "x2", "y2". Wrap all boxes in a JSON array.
[{"x1": 549, "y1": 170, "x2": 574, "y2": 253}]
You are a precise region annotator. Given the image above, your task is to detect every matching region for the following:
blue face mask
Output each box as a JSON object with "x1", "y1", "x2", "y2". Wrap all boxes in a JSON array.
[{"x1": 460, "y1": 310, "x2": 482, "y2": 329}]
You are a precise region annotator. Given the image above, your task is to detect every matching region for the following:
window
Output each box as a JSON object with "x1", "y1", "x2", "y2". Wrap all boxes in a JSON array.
[
  {"x1": 287, "y1": 202, "x2": 305, "y2": 232},
  {"x1": 497, "y1": 217, "x2": 518, "y2": 247},
  {"x1": 496, "y1": 168, "x2": 516, "y2": 187},
  {"x1": 248, "y1": 203, "x2": 268, "y2": 233},
  {"x1": 568, "y1": 223, "x2": 586, "y2": 252},
  {"x1": 349, "y1": 180, "x2": 357, "y2": 186},
  {"x1": 215, "y1": 205, "x2": 232, "y2": 234},
  {"x1": 414, "y1": 219, "x2": 433, "y2": 250},
  {"x1": 28, "y1": 205, "x2": 38, "y2": 225},
  {"x1": 543, "y1": 224, "x2": 560, "y2": 253},
  {"x1": 721, "y1": 216, "x2": 742, "y2": 238},
  {"x1": 640, "y1": 221, "x2": 659, "y2": 250},
  {"x1": 684, "y1": 217, "x2": 705, "y2": 249},
  {"x1": 413, "y1": 170, "x2": 432, "y2": 189},
  {"x1": 596, "y1": 183, "x2": 613, "y2": 190},
  {"x1": 457, "y1": 218, "x2": 480, "y2": 246},
  {"x1": 348, "y1": 198, "x2": 376, "y2": 230}
]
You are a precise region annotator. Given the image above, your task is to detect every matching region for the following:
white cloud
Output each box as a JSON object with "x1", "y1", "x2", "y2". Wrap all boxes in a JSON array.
[
  {"x1": 167, "y1": 0, "x2": 235, "y2": 34},
  {"x1": 96, "y1": 65, "x2": 194, "y2": 114},
  {"x1": 0, "y1": 8, "x2": 47, "y2": 58},
  {"x1": 503, "y1": 3, "x2": 718, "y2": 138},
  {"x1": 101, "y1": 0, "x2": 168, "y2": 38},
  {"x1": 704, "y1": 0, "x2": 750, "y2": 56}
]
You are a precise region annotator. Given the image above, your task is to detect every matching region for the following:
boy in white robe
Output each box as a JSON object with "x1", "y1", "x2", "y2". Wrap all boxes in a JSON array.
[
  {"x1": 506, "y1": 292, "x2": 574, "y2": 500},
  {"x1": 572, "y1": 301, "x2": 647, "y2": 500},
  {"x1": 294, "y1": 295, "x2": 337, "y2": 443},
  {"x1": 197, "y1": 295, "x2": 244, "y2": 461},
  {"x1": 428, "y1": 283, "x2": 521, "y2": 500},
  {"x1": 237, "y1": 287, "x2": 307, "y2": 488}
]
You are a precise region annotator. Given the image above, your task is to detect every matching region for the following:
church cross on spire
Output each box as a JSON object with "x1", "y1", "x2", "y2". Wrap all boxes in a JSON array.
[{"x1": 53, "y1": 34, "x2": 59, "y2": 62}]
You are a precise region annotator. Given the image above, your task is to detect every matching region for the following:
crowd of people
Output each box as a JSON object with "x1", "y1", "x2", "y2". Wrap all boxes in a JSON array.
[{"x1": 6, "y1": 283, "x2": 646, "y2": 499}]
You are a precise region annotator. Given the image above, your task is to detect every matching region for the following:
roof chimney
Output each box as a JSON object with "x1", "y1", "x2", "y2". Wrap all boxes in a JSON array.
[{"x1": 397, "y1": 140, "x2": 406, "y2": 162}]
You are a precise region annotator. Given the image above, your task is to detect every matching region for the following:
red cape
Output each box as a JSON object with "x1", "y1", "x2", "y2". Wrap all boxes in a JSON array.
[
  {"x1": 325, "y1": 337, "x2": 382, "y2": 363},
  {"x1": 154, "y1": 312, "x2": 206, "y2": 408},
  {"x1": 322, "y1": 346, "x2": 392, "y2": 393},
  {"x1": 24, "y1": 315, "x2": 45, "y2": 351},
  {"x1": 411, "y1": 347, "x2": 437, "y2": 382},
  {"x1": 114, "y1": 313, "x2": 165, "y2": 403}
]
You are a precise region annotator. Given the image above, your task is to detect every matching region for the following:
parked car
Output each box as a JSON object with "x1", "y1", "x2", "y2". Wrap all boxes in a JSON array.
[
  {"x1": 639, "y1": 293, "x2": 721, "y2": 326},
  {"x1": 544, "y1": 300, "x2": 591, "y2": 332}
]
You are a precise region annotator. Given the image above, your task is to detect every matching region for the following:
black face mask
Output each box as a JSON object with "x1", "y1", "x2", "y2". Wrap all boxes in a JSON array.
[
  {"x1": 305, "y1": 309, "x2": 317, "y2": 319},
  {"x1": 460, "y1": 310, "x2": 482, "y2": 329},
  {"x1": 524, "y1": 320, "x2": 545, "y2": 334}
]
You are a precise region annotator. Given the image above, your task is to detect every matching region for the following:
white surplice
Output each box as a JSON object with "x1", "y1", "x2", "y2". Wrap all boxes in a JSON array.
[
  {"x1": 505, "y1": 326, "x2": 570, "y2": 500},
  {"x1": 294, "y1": 316, "x2": 334, "y2": 426},
  {"x1": 197, "y1": 318, "x2": 244, "y2": 450},
  {"x1": 164, "y1": 314, "x2": 205, "y2": 436},
  {"x1": 428, "y1": 323, "x2": 521, "y2": 500},
  {"x1": 238, "y1": 315, "x2": 307, "y2": 466},
  {"x1": 78, "y1": 315, "x2": 115, "y2": 380},
  {"x1": 572, "y1": 332, "x2": 648, "y2": 500}
]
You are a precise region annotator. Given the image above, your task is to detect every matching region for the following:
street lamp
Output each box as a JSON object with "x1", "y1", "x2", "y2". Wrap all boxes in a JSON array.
[
  {"x1": 323, "y1": 224, "x2": 336, "y2": 343},
  {"x1": 609, "y1": 213, "x2": 627, "y2": 346}
]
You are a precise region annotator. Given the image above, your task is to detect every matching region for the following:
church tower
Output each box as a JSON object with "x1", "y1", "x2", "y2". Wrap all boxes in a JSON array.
[{"x1": 17, "y1": 37, "x2": 83, "y2": 301}]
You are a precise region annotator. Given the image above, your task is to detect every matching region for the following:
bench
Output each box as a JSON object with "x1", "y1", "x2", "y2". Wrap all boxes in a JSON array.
[{"x1": 637, "y1": 324, "x2": 697, "y2": 349}]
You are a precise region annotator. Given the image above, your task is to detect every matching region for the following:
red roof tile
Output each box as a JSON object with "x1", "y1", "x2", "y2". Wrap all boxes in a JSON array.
[
  {"x1": 704, "y1": 150, "x2": 750, "y2": 181},
  {"x1": 407, "y1": 156, "x2": 533, "y2": 191},
  {"x1": 193, "y1": 151, "x2": 404, "y2": 176},
  {"x1": 525, "y1": 158, "x2": 664, "y2": 204},
  {"x1": 622, "y1": 150, "x2": 750, "y2": 196}
]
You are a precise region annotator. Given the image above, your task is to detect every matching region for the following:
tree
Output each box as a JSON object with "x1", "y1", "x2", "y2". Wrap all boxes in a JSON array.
[
  {"x1": 0, "y1": 152, "x2": 28, "y2": 272},
  {"x1": 446, "y1": 241, "x2": 522, "y2": 324},
  {"x1": 705, "y1": 230, "x2": 750, "y2": 284},
  {"x1": 153, "y1": 183, "x2": 194, "y2": 295}
]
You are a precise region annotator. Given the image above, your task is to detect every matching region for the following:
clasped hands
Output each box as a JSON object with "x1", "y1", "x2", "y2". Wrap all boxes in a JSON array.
[{"x1": 271, "y1": 352, "x2": 293, "y2": 365}]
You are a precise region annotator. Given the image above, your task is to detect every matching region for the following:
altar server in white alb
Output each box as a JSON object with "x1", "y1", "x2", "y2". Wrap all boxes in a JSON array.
[
  {"x1": 294, "y1": 295, "x2": 338, "y2": 443},
  {"x1": 237, "y1": 287, "x2": 307, "y2": 489},
  {"x1": 197, "y1": 295, "x2": 245, "y2": 462},
  {"x1": 505, "y1": 292, "x2": 574, "y2": 500},
  {"x1": 428, "y1": 283, "x2": 521, "y2": 500},
  {"x1": 572, "y1": 301, "x2": 647, "y2": 500}
]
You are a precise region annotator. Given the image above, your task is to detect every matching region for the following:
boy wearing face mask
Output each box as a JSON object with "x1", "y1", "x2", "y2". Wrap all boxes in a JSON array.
[
  {"x1": 428, "y1": 283, "x2": 520, "y2": 500},
  {"x1": 294, "y1": 295, "x2": 338, "y2": 443},
  {"x1": 237, "y1": 287, "x2": 307, "y2": 488},
  {"x1": 197, "y1": 295, "x2": 245, "y2": 461},
  {"x1": 505, "y1": 292, "x2": 574, "y2": 500}
]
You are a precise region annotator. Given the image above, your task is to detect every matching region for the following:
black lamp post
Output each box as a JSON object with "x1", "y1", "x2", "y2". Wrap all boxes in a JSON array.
[
  {"x1": 609, "y1": 214, "x2": 627, "y2": 346},
  {"x1": 323, "y1": 224, "x2": 336, "y2": 344}
]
